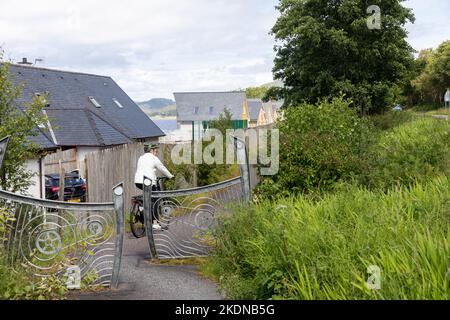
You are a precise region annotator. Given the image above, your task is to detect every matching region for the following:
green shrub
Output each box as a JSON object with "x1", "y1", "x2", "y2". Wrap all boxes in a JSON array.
[
  {"x1": 256, "y1": 97, "x2": 373, "y2": 197},
  {"x1": 369, "y1": 111, "x2": 416, "y2": 131},
  {"x1": 208, "y1": 176, "x2": 450, "y2": 300},
  {"x1": 0, "y1": 261, "x2": 67, "y2": 300},
  {"x1": 412, "y1": 103, "x2": 443, "y2": 112},
  {"x1": 365, "y1": 118, "x2": 450, "y2": 189},
  {"x1": 0, "y1": 207, "x2": 67, "y2": 300}
]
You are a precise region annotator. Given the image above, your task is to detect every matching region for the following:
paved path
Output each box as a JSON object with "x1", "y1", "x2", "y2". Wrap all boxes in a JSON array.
[
  {"x1": 70, "y1": 235, "x2": 224, "y2": 300},
  {"x1": 431, "y1": 114, "x2": 449, "y2": 120}
]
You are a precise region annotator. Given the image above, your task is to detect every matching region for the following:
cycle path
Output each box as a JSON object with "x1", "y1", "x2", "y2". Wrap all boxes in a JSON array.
[{"x1": 70, "y1": 235, "x2": 224, "y2": 300}]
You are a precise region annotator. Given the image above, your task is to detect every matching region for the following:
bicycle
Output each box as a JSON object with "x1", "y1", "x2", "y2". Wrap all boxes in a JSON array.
[{"x1": 129, "y1": 177, "x2": 173, "y2": 238}]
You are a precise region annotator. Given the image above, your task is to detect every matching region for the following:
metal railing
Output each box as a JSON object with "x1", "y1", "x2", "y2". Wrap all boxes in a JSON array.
[
  {"x1": 142, "y1": 136, "x2": 252, "y2": 260},
  {"x1": 0, "y1": 183, "x2": 125, "y2": 289}
]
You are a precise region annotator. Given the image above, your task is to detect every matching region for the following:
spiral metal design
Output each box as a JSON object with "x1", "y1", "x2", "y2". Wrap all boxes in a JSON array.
[
  {"x1": 150, "y1": 183, "x2": 243, "y2": 259},
  {"x1": 0, "y1": 198, "x2": 118, "y2": 288}
]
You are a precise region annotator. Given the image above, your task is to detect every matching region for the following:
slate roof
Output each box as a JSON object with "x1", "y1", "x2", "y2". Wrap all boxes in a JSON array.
[
  {"x1": 174, "y1": 91, "x2": 246, "y2": 121},
  {"x1": 6, "y1": 64, "x2": 165, "y2": 149},
  {"x1": 247, "y1": 99, "x2": 262, "y2": 121},
  {"x1": 28, "y1": 128, "x2": 57, "y2": 150}
]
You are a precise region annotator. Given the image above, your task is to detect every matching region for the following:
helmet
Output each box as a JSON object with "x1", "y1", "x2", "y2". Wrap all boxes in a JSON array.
[{"x1": 144, "y1": 143, "x2": 159, "y2": 153}]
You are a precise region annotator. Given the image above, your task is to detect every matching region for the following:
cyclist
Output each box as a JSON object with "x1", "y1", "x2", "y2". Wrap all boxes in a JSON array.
[{"x1": 134, "y1": 143, "x2": 174, "y2": 230}]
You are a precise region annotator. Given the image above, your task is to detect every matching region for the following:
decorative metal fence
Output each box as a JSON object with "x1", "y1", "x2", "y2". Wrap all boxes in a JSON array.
[
  {"x1": 0, "y1": 136, "x2": 10, "y2": 170},
  {"x1": 0, "y1": 184, "x2": 125, "y2": 289},
  {"x1": 142, "y1": 137, "x2": 251, "y2": 260}
]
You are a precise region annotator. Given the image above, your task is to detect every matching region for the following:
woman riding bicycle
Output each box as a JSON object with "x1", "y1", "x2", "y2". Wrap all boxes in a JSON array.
[{"x1": 134, "y1": 143, "x2": 174, "y2": 230}]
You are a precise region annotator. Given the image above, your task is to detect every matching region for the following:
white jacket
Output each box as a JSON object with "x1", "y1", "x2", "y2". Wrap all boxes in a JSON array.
[{"x1": 134, "y1": 153, "x2": 174, "y2": 185}]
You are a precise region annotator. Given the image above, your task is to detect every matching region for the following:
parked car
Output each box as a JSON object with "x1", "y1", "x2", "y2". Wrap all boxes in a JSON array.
[
  {"x1": 393, "y1": 104, "x2": 403, "y2": 112},
  {"x1": 45, "y1": 173, "x2": 87, "y2": 202}
]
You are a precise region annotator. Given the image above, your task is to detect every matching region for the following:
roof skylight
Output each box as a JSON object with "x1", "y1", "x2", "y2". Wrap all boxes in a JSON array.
[
  {"x1": 89, "y1": 96, "x2": 101, "y2": 108},
  {"x1": 113, "y1": 98, "x2": 124, "y2": 109}
]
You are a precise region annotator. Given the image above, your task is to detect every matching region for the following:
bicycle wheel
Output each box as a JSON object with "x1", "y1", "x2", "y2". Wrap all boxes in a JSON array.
[
  {"x1": 153, "y1": 197, "x2": 178, "y2": 230},
  {"x1": 130, "y1": 201, "x2": 146, "y2": 238}
]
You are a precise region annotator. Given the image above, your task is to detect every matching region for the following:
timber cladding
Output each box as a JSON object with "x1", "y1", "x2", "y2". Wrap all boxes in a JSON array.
[
  {"x1": 85, "y1": 142, "x2": 158, "y2": 212},
  {"x1": 43, "y1": 148, "x2": 78, "y2": 175},
  {"x1": 86, "y1": 143, "x2": 142, "y2": 204}
]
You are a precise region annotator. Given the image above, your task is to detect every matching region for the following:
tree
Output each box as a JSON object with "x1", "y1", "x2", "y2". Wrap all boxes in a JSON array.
[
  {"x1": 197, "y1": 108, "x2": 238, "y2": 186},
  {"x1": 0, "y1": 61, "x2": 47, "y2": 192},
  {"x1": 412, "y1": 41, "x2": 450, "y2": 106},
  {"x1": 255, "y1": 97, "x2": 373, "y2": 197},
  {"x1": 402, "y1": 48, "x2": 433, "y2": 107},
  {"x1": 245, "y1": 86, "x2": 269, "y2": 100},
  {"x1": 269, "y1": 0, "x2": 415, "y2": 114}
]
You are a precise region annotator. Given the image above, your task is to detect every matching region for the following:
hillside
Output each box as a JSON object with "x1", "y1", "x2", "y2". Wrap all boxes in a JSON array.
[{"x1": 137, "y1": 98, "x2": 177, "y2": 117}]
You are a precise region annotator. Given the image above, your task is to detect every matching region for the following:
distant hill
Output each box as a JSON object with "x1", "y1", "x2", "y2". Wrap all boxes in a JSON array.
[
  {"x1": 137, "y1": 98, "x2": 177, "y2": 118},
  {"x1": 261, "y1": 80, "x2": 284, "y2": 88},
  {"x1": 137, "y1": 98, "x2": 175, "y2": 110}
]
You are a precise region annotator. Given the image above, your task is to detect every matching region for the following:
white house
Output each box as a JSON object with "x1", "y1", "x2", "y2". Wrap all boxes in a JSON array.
[{"x1": 166, "y1": 91, "x2": 283, "y2": 142}]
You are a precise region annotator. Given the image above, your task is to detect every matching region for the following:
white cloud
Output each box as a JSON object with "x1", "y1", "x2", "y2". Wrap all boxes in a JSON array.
[
  {"x1": 0, "y1": 0, "x2": 279, "y2": 100},
  {"x1": 404, "y1": 0, "x2": 450, "y2": 51},
  {"x1": 1, "y1": 0, "x2": 448, "y2": 100}
]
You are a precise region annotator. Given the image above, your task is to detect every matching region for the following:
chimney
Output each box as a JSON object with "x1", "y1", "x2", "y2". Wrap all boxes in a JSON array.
[{"x1": 17, "y1": 58, "x2": 33, "y2": 65}]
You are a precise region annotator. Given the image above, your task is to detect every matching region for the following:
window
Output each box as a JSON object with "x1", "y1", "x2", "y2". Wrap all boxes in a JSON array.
[
  {"x1": 194, "y1": 107, "x2": 199, "y2": 115},
  {"x1": 89, "y1": 96, "x2": 101, "y2": 108},
  {"x1": 113, "y1": 98, "x2": 124, "y2": 109},
  {"x1": 209, "y1": 106, "x2": 214, "y2": 114}
]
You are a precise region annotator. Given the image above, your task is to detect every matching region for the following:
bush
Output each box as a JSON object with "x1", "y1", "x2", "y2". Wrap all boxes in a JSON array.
[
  {"x1": 369, "y1": 111, "x2": 416, "y2": 131},
  {"x1": 0, "y1": 262, "x2": 67, "y2": 300},
  {"x1": 0, "y1": 207, "x2": 67, "y2": 300},
  {"x1": 365, "y1": 118, "x2": 450, "y2": 189},
  {"x1": 256, "y1": 97, "x2": 373, "y2": 197},
  {"x1": 208, "y1": 176, "x2": 450, "y2": 300}
]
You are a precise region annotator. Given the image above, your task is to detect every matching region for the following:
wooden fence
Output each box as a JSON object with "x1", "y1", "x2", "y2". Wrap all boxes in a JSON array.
[
  {"x1": 85, "y1": 143, "x2": 145, "y2": 209},
  {"x1": 43, "y1": 148, "x2": 78, "y2": 175},
  {"x1": 84, "y1": 125, "x2": 276, "y2": 211},
  {"x1": 85, "y1": 142, "x2": 180, "y2": 212}
]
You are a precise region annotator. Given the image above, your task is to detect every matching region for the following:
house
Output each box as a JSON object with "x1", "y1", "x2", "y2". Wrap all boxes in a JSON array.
[
  {"x1": 256, "y1": 101, "x2": 284, "y2": 127},
  {"x1": 168, "y1": 91, "x2": 284, "y2": 142},
  {"x1": 247, "y1": 99, "x2": 262, "y2": 128},
  {"x1": 173, "y1": 91, "x2": 250, "y2": 141},
  {"x1": 6, "y1": 63, "x2": 165, "y2": 198}
]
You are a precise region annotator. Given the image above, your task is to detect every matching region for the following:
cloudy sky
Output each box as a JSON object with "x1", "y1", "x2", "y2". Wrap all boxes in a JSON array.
[{"x1": 0, "y1": 0, "x2": 448, "y2": 101}]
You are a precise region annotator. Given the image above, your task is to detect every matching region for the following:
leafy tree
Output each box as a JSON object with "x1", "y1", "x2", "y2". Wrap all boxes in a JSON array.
[
  {"x1": 0, "y1": 61, "x2": 47, "y2": 192},
  {"x1": 412, "y1": 41, "x2": 450, "y2": 106},
  {"x1": 208, "y1": 107, "x2": 233, "y2": 136},
  {"x1": 255, "y1": 97, "x2": 373, "y2": 197},
  {"x1": 402, "y1": 48, "x2": 433, "y2": 107},
  {"x1": 269, "y1": 0, "x2": 415, "y2": 114},
  {"x1": 245, "y1": 86, "x2": 269, "y2": 100},
  {"x1": 197, "y1": 108, "x2": 239, "y2": 186}
]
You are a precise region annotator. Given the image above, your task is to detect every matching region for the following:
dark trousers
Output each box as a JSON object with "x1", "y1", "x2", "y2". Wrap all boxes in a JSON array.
[
  {"x1": 135, "y1": 183, "x2": 157, "y2": 191},
  {"x1": 135, "y1": 183, "x2": 159, "y2": 221}
]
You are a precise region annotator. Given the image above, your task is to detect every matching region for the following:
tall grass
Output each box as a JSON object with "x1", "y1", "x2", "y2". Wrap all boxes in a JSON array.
[
  {"x1": 364, "y1": 117, "x2": 450, "y2": 190},
  {"x1": 208, "y1": 176, "x2": 450, "y2": 300}
]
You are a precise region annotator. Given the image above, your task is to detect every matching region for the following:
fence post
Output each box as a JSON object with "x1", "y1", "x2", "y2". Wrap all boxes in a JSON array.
[
  {"x1": 111, "y1": 182, "x2": 125, "y2": 289},
  {"x1": 234, "y1": 136, "x2": 251, "y2": 202},
  {"x1": 143, "y1": 176, "x2": 158, "y2": 259},
  {"x1": 0, "y1": 136, "x2": 10, "y2": 173}
]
